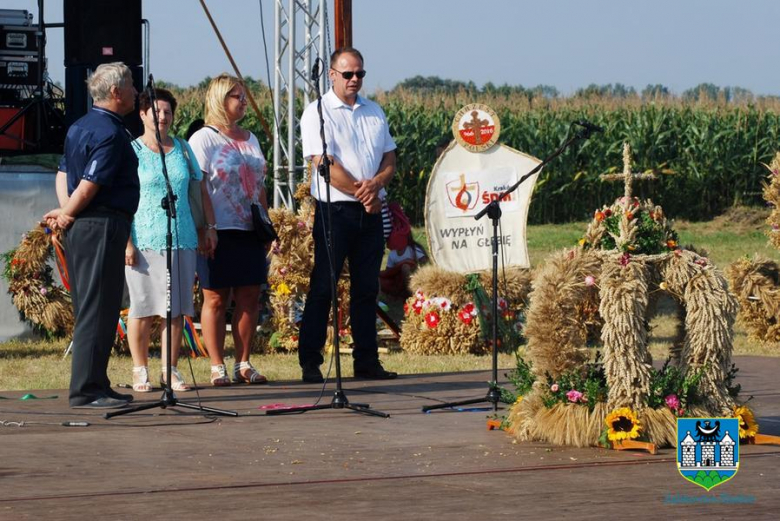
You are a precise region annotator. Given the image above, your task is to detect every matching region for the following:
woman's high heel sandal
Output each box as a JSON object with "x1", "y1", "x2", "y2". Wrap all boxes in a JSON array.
[
  {"x1": 160, "y1": 366, "x2": 191, "y2": 392},
  {"x1": 132, "y1": 366, "x2": 153, "y2": 392}
]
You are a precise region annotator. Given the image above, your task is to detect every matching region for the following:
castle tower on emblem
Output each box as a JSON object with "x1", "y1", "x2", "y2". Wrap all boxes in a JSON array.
[
  {"x1": 720, "y1": 431, "x2": 736, "y2": 467},
  {"x1": 680, "y1": 432, "x2": 696, "y2": 467}
]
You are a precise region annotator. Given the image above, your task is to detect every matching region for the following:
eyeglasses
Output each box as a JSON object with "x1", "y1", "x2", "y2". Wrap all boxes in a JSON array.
[
  {"x1": 227, "y1": 94, "x2": 247, "y2": 103},
  {"x1": 331, "y1": 68, "x2": 367, "y2": 80}
]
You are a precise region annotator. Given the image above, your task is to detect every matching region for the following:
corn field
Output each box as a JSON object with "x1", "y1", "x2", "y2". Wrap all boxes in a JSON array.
[{"x1": 166, "y1": 82, "x2": 780, "y2": 225}]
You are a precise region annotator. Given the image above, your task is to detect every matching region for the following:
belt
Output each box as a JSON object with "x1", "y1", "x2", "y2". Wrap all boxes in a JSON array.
[{"x1": 320, "y1": 201, "x2": 363, "y2": 208}]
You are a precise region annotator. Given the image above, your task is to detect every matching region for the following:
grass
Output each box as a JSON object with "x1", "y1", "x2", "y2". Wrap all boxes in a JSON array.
[{"x1": 1, "y1": 208, "x2": 779, "y2": 392}]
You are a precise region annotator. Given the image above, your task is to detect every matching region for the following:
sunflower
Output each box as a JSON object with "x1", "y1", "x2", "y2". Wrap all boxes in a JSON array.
[
  {"x1": 605, "y1": 407, "x2": 642, "y2": 441},
  {"x1": 733, "y1": 405, "x2": 759, "y2": 439}
]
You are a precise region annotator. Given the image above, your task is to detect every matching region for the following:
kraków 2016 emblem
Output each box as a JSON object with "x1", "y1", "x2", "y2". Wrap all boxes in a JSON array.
[{"x1": 452, "y1": 103, "x2": 500, "y2": 153}]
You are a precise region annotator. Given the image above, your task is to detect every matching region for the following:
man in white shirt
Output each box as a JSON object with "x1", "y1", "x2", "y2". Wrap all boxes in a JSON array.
[{"x1": 298, "y1": 47, "x2": 398, "y2": 383}]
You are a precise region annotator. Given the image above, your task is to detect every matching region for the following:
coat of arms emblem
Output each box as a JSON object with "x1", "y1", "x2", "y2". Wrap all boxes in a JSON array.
[{"x1": 677, "y1": 417, "x2": 739, "y2": 491}]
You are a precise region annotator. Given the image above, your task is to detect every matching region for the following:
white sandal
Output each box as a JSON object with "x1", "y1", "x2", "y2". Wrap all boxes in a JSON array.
[
  {"x1": 132, "y1": 366, "x2": 152, "y2": 393},
  {"x1": 210, "y1": 364, "x2": 231, "y2": 387},
  {"x1": 161, "y1": 366, "x2": 191, "y2": 392},
  {"x1": 233, "y1": 361, "x2": 268, "y2": 384}
]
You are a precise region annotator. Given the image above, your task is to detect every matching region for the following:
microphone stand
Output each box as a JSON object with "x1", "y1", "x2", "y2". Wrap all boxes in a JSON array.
[
  {"x1": 267, "y1": 59, "x2": 388, "y2": 418},
  {"x1": 108, "y1": 77, "x2": 236, "y2": 419},
  {"x1": 423, "y1": 123, "x2": 593, "y2": 413}
]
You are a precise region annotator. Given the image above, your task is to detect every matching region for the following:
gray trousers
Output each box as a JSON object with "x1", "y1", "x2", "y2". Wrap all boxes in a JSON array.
[{"x1": 65, "y1": 212, "x2": 130, "y2": 406}]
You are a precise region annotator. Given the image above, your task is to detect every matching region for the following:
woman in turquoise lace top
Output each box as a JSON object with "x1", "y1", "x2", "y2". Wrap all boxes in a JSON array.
[{"x1": 124, "y1": 88, "x2": 217, "y2": 392}]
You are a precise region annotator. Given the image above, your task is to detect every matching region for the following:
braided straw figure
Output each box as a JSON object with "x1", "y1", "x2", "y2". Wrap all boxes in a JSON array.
[
  {"x1": 763, "y1": 152, "x2": 780, "y2": 249},
  {"x1": 663, "y1": 250, "x2": 737, "y2": 414},
  {"x1": 399, "y1": 265, "x2": 531, "y2": 355},
  {"x1": 599, "y1": 254, "x2": 652, "y2": 409},
  {"x1": 724, "y1": 152, "x2": 780, "y2": 345},
  {"x1": 266, "y1": 181, "x2": 351, "y2": 352},
  {"x1": 2, "y1": 223, "x2": 72, "y2": 336},
  {"x1": 523, "y1": 249, "x2": 602, "y2": 378},
  {"x1": 726, "y1": 256, "x2": 780, "y2": 343}
]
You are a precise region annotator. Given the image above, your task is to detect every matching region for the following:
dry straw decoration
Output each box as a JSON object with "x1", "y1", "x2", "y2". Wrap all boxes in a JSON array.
[
  {"x1": 725, "y1": 151, "x2": 780, "y2": 345},
  {"x1": 508, "y1": 143, "x2": 738, "y2": 448},
  {"x1": 1, "y1": 223, "x2": 73, "y2": 337},
  {"x1": 399, "y1": 265, "x2": 532, "y2": 355}
]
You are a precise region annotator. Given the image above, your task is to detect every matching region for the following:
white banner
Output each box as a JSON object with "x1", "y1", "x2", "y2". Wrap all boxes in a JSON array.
[{"x1": 425, "y1": 142, "x2": 541, "y2": 273}]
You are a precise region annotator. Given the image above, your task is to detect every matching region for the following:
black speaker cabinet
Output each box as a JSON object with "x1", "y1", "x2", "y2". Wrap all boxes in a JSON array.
[
  {"x1": 64, "y1": 0, "x2": 142, "y2": 67},
  {"x1": 65, "y1": 64, "x2": 143, "y2": 136}
]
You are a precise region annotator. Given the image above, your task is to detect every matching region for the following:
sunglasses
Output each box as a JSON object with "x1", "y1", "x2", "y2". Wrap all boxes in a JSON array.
[
  {"x1": 331, "y1": 68, "x2": 367, "y2": 80},
  {"x1": 227, "y1": 93, "x2": 247, "y2": 103}
]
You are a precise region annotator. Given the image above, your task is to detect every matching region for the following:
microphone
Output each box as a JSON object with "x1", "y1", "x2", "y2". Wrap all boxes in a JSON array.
[
  {"x1": 311, "y1": 59, "x2": 320, "y2": 81},
  {"x1": 575, "y1": 119, "x2": 604, "y2": 133},
  {"x1": 145, "y1": 73, "x2": 155, "y2": 97}
]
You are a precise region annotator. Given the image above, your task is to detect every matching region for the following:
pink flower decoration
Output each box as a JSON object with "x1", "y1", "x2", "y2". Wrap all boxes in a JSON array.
[
  {"x1": 424, "y1": 311, "x2": 441, "y2": 328},
  {"x1": 665, "y1": 394, "x2": 680, "y2": 411},
  {"x1": 584, "y1": 275, "x2": 596, "y2": 286},
  {"x1": 297, "y1": 221, "x2": 306, "y2": 229},
  {"x1": 566, "y1": 390, "x2": 583, "y2": 403},
  {"x1": 40, "y1": 287, "x2": 48, "y2": 296},
  {"x1": 550, "y1": 383, "x2": 559, "y2": 392},
  {"x1": 412, "y1": 300, "x2": 424, "y2": 315},
  {"x1": 620, "y1": 252, "x2": 631, "y2": 267}
]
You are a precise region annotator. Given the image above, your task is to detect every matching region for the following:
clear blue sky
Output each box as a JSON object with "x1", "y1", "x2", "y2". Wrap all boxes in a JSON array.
[{"x1": 6, "y1": 0, "x2": 780, "y2": 96}]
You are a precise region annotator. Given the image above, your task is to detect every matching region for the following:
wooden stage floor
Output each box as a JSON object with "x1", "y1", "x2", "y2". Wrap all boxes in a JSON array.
[{"x1": 1, "y1": 356, "x2": 779, "y2": 519}]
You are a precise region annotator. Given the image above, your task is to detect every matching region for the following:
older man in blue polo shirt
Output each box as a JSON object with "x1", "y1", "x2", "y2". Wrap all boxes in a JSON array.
[
  {"x1": 45, "y1": 62, "x2": 140, "y2": 409},
  {"x1": 297, "y1": 47, "x2": 398, "y2": 383}
]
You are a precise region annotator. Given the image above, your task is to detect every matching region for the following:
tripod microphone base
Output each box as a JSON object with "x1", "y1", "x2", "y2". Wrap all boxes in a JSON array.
[
  {"x1": 104, "y1": 390, "x2": 238, "y2": 419},
  {"x1": 266, "y1": 388, "x2": 389, "y2": 418},
  {"x1": 422, "y1": 385, "x2": 503, "y2": 413}
]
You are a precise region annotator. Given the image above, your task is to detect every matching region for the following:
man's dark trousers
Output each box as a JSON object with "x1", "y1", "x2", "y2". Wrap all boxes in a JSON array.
[
  {"x1": 298, "y1": 201, "x2": 384, "y2": 371},
  {"x1": 65, "y1": 212, "x2": 131, "y2": 406}
]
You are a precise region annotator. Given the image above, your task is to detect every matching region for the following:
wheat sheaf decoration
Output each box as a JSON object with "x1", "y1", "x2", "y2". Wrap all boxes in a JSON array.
[
  {"x1": 1, "y1": 223, "x2": 73, "y2": 338},
  {"x1": 508, "y1": 144, "x2": 740, "y2": 448},
  {"x1": 725, "y1": 152, "x2": 780, "y2": 346},
  {"x1": 399, "y1": 265, "x2": 532, "y2": 355}
]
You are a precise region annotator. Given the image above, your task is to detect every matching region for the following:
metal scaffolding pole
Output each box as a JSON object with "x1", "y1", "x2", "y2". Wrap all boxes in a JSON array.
[{"x1": 273, "y1": 0, "x2": 327, "y2": 209}]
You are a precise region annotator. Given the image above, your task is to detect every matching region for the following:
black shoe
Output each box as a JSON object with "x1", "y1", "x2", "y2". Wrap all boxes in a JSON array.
[
  {"x1": 71, "y1": 397, "x2": 129, "y2": 409},
  {"x1": 107, "y1": 389, "x2": 134, "y2": 403},
  {"x1": 302, "y1": 366, "x2": 324, "y2": 383},
  {"x1": 354, "y1": 363, "x2": 398, "y2": 380}
]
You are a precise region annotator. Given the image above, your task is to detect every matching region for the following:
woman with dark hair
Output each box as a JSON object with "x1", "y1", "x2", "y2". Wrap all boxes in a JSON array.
[
  {"x1": 188, "y1": 74, "x2": 269, "y2": 386},
  {"x1": 125, "y1": 88, "x2": 217, "y2": 392}
]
